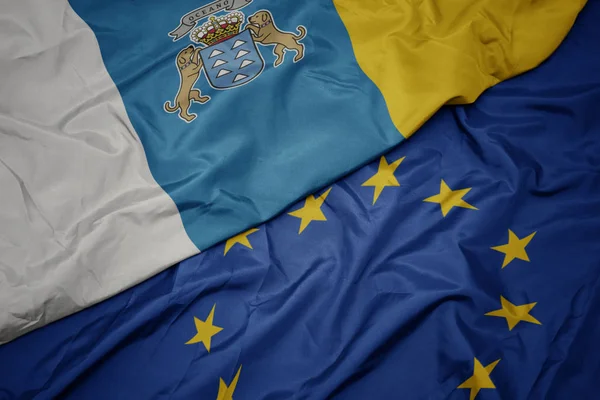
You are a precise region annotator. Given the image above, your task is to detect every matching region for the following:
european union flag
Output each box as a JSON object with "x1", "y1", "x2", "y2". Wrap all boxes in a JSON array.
[{"x1": 1, "y1": 2, "x2": 599, "y2": 399}]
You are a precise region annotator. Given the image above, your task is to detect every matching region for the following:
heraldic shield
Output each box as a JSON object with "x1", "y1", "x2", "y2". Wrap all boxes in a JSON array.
[{"x1": 200, "y1": 29, "x2": 264, "y2": 89}]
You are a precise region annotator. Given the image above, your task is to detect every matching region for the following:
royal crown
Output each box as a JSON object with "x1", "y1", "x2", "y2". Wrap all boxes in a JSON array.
[{"x1": 190, "y1": 12, "x2": 244, "y2": 47}]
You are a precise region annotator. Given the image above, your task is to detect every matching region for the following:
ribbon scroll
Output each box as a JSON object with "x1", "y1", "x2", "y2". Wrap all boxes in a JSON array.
[{"x1": 169, "y1": 0, "x2": 253, "y2": 41}]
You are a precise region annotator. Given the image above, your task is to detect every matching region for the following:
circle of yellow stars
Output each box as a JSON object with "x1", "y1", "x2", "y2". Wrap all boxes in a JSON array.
[{"x1": 185, "y1": 154, "x2": 543, "y2": 399}]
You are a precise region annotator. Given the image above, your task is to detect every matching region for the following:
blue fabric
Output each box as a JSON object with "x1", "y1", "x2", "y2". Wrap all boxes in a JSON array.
[
  {"x1": 2, "y1": 2, "x2": 600, "y2": 399},
  {"x1": 68, "y1": 0, "x2": 401, "y2": 251}
]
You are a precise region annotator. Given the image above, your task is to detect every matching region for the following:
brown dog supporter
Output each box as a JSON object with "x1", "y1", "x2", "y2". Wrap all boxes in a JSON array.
[
  {"x1": 247, "y1": 10, "x2": 306, "y2": 67},
  {"x1": 164, "y1": 45, "x2": 211, "y2": 122}
]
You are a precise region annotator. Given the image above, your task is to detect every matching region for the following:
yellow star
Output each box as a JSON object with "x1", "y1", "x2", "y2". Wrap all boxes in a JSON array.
[
  {"x1": 224, "y1": 228, "x2": 259, "y2": 255},
  {"x1": 362, "y1": 156, "x2": 405, "y2": 205},
  {"x1": 424, "y1": 179, "x2": 478, "y2": 217},
  {"x1": 491, "y1": 230, "x2": 536, "y2": 268},
  {"x1": 457, "y1": 358, "x2": 501, "y2": 400},
  {"x1": 185, "y1": 304, "x2": 223, "y2": 352},
  {"x1": 485, "y1": 296, "x2": 541, "y2": 331},
  {"x1": 288, "y1": 187, "x2": 332, "y2": 234},
  {"x1": 217, "y1": 365, "x2": 242, "y2": 400}
]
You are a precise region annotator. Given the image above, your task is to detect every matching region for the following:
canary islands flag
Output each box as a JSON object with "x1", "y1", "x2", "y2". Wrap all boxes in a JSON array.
[
  {"x1": 1, "y1": 1, "x2": 599, "y2": 398},
  {"x1": 0, "y1": 0, "x2": 586, "y2": 343}
]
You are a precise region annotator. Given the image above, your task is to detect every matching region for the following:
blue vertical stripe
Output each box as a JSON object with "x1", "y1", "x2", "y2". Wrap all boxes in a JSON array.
[{"x1": 69, "y1": 0, "x2": 402, "y2": 250}]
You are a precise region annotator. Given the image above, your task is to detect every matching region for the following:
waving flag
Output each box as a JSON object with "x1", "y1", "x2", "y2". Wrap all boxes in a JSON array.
[
  {"x1": 0, "y1": 0, "x2": 586, "y2": 343},
  {"x1": 1, "y1": 2, "x2": 599, "y2": 398}
]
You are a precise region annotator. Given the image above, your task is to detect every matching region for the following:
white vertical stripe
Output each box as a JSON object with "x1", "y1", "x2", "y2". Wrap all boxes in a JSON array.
[{"x1": 0, "y1": 0, "x2": 199, "y2": 343}]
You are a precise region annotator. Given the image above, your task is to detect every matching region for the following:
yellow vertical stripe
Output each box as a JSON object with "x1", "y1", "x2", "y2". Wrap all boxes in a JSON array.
[{"x1": 334, "y1": 0, "x2": 587, "y2": 137}]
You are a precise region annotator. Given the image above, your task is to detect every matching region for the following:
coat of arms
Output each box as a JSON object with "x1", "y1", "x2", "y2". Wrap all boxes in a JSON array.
[{"x1": 164, "y1": 0, "x2": 307, "y2": 122}]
